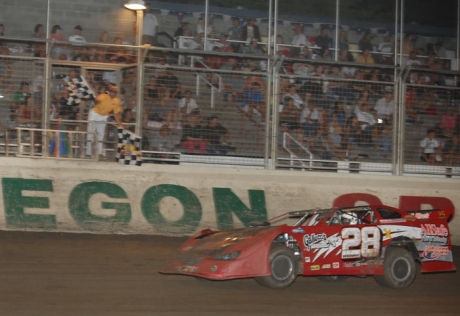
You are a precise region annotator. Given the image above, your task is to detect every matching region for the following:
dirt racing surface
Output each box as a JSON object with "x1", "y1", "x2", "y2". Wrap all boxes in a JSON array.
[{"x1": 0, "y1": 231, "x2": 458, "y2": 316}]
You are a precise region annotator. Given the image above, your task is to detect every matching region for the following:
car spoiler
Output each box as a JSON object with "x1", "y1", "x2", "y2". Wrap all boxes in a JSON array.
[{"x1": 407, "y1": 208, "x2": 454, "y2": 222}]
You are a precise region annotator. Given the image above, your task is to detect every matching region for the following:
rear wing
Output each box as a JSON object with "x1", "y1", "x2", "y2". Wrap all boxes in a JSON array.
[{"x1": 407, "y1": 208, "x2": 454, "y2": 222}]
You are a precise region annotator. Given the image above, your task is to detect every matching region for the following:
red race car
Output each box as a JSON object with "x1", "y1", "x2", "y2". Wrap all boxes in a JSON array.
[{"x1": 161, "y1": 205, "x2": 456, "y2": 289}]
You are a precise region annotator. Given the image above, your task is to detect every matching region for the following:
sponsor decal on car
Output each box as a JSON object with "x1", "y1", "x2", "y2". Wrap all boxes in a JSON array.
[
  {"x1": 322, "y1": 264, "x2": 331, "y2": 269},
  {"x1": 304, "y1": 257, "x2": 311, "y2": 263},
  {"x1": 380, "y1": 219, "x2": 407, "y2": 223},
  {"x1": 438, "y1": 211, "x2": 447, "y2": 219},
  {"x1": 303, "y1": 233, "x2": 341, "y2": 251},
  {"x1": 310, "y1": 265, "x2": 320, "y2": 271},
  {"x1": 421, "y1": 224, "x2": 449, "y2": 243},
  {"x1": 415, "y1": 213, "x2": 430, "y2": 220},
  {"x1": 423, "y1": 245, "x2": 449, "y2": 260},
  {"x1": 210, "y1": 265, "x2": 218, "y2": 272},
  {"x1": 182, "y1": 246, "x2": 193, "y2": 251},
  {"x1": 332, "y1": 262, "x2": 340, "y2": 269},
  {"x1": 176, "y1": 265, "x2": 198, "y2": 272},
  {"x1": 292, "y1": 227, "x2": 306, "y2": 234}
]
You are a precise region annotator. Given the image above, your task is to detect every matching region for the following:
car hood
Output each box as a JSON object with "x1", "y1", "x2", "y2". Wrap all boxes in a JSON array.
[{"x1": 178, "y1": 226, "x2": 283, "y2": 258}]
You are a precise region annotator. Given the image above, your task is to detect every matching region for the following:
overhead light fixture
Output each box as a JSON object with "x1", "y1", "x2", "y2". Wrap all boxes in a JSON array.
[{"x1": 124, "y1": 0, "x2": 146, "y2": 10}]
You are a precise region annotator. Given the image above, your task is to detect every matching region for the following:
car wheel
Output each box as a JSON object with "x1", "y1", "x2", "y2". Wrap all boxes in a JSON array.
[
  {"x1": 318, "y1": 275, "x2": 348, "y2": 282},
  {"x1": 255, "y1": 245, "x2": 298, "y2": 290},
  {"x1": 374, "y1": 247, "x2": 417, "y2": 289}
]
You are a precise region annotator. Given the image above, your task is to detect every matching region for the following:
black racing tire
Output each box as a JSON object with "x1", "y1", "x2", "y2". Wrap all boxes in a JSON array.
[
  {"x1": 374, "y1": 247, "x2": 417, "y2": 289},
  {"x1": 318, "y1": 275, "x2": 348, "y2": 282},
  {"x1": 255, "y1": 245, "x2": 298, "y2": 290}
]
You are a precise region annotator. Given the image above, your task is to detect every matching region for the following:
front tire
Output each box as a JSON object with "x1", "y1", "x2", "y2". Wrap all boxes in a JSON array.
[
  {"x1": 375, "y1": 247, "x2": 417, "y2": 289},
  {"x1": 255, "y1": 245, "x2": 298, "y2": 289}
]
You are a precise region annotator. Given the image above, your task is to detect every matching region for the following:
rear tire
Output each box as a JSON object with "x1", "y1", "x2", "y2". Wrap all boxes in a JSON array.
[
  {"x1": 375, "y1": 247, "x2": 417, "y2": 289},
  {"x1": 255, "y1": 245, "x2": 298, "y2": 289}
]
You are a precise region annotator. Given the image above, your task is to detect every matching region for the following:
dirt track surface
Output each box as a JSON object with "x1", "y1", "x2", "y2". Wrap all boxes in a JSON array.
[{"x1": 0, "y1": 231, "x2": 459, "y2": 316}]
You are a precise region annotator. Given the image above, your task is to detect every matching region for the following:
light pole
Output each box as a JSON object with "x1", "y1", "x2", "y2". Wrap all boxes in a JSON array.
[{"x1": 124, "y1": 0, "x2": 146, "y2": 135}]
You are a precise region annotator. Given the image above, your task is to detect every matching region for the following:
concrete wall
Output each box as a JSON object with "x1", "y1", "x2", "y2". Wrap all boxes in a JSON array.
[{"x1": 0, "y1": 157, "x2": 459, "y2": 244}]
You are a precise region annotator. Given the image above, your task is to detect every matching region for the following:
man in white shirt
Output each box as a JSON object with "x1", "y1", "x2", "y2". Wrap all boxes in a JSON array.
[
  {"x1": 292, "y1": 25, "x2": 308, "y2": 47},
  {"x1": 420, "y1": 129, "x2": 441, "y2": 165},
  {"x1": 283, "y1": 84, "x2": 304, "y2": 109},
  {"x1": 68, "y1": 25, "x2": 87, "y2": 61},
  {"x1": 178, "y1": 90, "x2": 199, "y2": 121},
  {"x1": 142, "y1": 4, "x2": 159, "y2": 46},
  {"x1": 68, "y1": 25, "x2": 86, "y2": 43},
  {"x1": 374, "y1": 87, "x2": 395, "y2": 119}
]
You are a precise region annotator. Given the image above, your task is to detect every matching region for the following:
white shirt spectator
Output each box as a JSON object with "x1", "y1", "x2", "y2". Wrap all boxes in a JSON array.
[
  {"x1": 68, "y1": 34, "x2": 86, "y2": 43},
  {"x1": 420, "y1": 137, "x2": 440, "y2": 154},
  {"x1": 143, "y1": 13, "x2": 159, "y2": 37},
  {"x1": 300, "y1": 105, "x2": 319, "y2": 124},
  {"x1": 178, "y1": 97, "x2": 198, "y2": 114},
  {"x1": 31, "y1": 75, "x2": 45, "y2": 93},
  {"x1": 341, "y1": 66, "x2": 357, "y2": 78},
  {"x1": 374, "y1": 97, "x2": 395, "y2": 119},
  {"x1": 378, "y1": 42, "x2": 393, "y2": 54},
  {"x1": 102, "y1": 71, "x2": 117, "y2": 85},
  {"x1": 292, "y1": 34, "x2": 308, "y2": 47},
  {"x1": 356, "y1": 109, "x2": 376, "y2": 130},
  {"x1": 283, "y1": 93, "x2": 304, "y2": 109}
]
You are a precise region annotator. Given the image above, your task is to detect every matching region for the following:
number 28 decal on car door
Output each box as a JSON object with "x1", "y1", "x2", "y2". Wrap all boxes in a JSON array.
[{"x1": 341, "y1": 227, "x2": 381, "y2": 259}]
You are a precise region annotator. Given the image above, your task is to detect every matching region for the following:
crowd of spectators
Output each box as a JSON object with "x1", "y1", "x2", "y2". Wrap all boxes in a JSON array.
[{"x1": 0, "y1": 9, "x2": 459, "y2": 165}]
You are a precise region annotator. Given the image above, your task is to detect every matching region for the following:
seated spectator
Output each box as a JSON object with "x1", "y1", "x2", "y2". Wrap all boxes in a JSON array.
[
  {"x1": 374, "y1": 87, "x2": 395, "y2": 120},
  {"x1": 442, "y1": 132, "x2": 460, "y2": 166},
  {"x1": 438, "y1": 107, "x2": 457, "y2": 137},
  {"x1": 344, "y1": 115, "x2": 363, "y2": 155},
  {"x1": 49, "y1": 25, "x2": 69, "y2": 60},
  {"x1": 300, "y1": 94, "x2": 320, "y2": 139},
  {"x1": 328, "y1": 101, "x2": 346, "y2": 125},
  {"x1": 402, "y1": 33, "x2": 415, "y2": 55},
  {"x1": 276, "y1": 35, "x2": 291, "y2": 57},
  {"x1": 433, "y1": 41, "x2": 446, "y2": 58},
  {"x1": 420, "y1": 129, "x2": 441, "y2": 165},
  {"x1": 338, "y1": 48, "x2": 354, "y2": 63},
  {"x1": 358, "y1": 32, "x2": 373, "y2": 52},
  {"x1": 150, "y1": 124, "x2": 177, "y2": 164},
  {"x1": 402, "y1": 50, "x2": 422, "y2": 67},
  {"x1": 17, "y1": 92, "x2": 39, "y2": 126},
  {"x1": 11, "y1": 81, "x2": 31, "y2": 115},
  {"x1": 292, "y1": 25, "x2": 308, "y2": 47},
  {"x1": 188, "y1": 34, "x2": 203, "y2": 50},
  {"x1": 239, "y1": 38, "x2": 264, "y2": 55},
  {"x1": 283, "y1": 84, "x2": 304, "y2": 109},
  {"x1": 325, "y1": 66, "x2": 349, "y2": 100},
  {"x1": 144, "y1": 76, "x2": 160, "y2": 106},
  {"x1": 244, "y1": 81, "x2": 265, "y2": 124},
  {"x1": 372, "y1": 118, "x2": 392, "y2": 158},
  {"x1": 178, "y1": 90, "x2": 200, "y2": 122},
  {"x1": 174, "y1": 21, "x2": 190, "y2": 38},
  {"x1": 279, "y1": 96, "x2": 303, "y2": 142},
  {"x1": 314, "y1": 26, "x2": 330, "y2": 49},
  {"x1": 160, "y1": 88, "x2": 178, "y2": 129},
  {"x1": 107, "y1": 37, "x2": 132, "y2": 63},
  {"x1": 338, "y1": 30, "x2": 350, "y2": 51},
  {"x1": 356, "y1": 48, "x2": 375, "y2": 65},
  {"x1": 377, "y1": 32, "x2": 393, "y2": 63},
  {"x1": 31, "y1": 24, "x2": 46, "y2": 58},
  {"x1": 300, "y1": 65, "x2": 325, "y2": 100},
  {"x1": 203, "y1": 115, "x2": 233, "y2": 155},
  {"x1": 197, "y1": 16, "x2": 214, "y2": 37},
  {"x1": 121, "y1": 108, "x2": 136, "y2": 132},
  {"x1": 356, "y1": 102, "x2": 376, "y2": 147},
  {"x1": 222, "y1": 65, "x2": 245, "y2": 107},
  {"x1": 309, "y1": 125, "x2": 332, "y2": 160},
  {"x1": 425, "y1": 54, "x2": 441, "y2": 69},
  {"x1": 180, "y1": 111, "x2": 206, "y2": 154},
  {"x1": 0, "y1": 59, "x2": 13, "y2": 98},
  {"x1": 228, "y1": 18, "x2": 243, "y2": 41},
  {"x1": 293, "y1": 57, "x2": 312, "y2": 84},
  {"x1": 242, "y1": 18, "x2": 261, "y2": 43},
  {"x1": 327, "y1": 113, "x2": 346, "y2": 160}
]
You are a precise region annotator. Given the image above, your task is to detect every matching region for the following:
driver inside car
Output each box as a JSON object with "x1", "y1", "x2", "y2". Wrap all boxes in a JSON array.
[{"x1": 341, "y1": 212, "x2": 359, "y2": 225}]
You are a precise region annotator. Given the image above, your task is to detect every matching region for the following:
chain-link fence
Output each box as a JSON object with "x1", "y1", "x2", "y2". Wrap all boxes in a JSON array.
[{"x1": 0, "y1": 34, "x2": 459, "y2": 176}]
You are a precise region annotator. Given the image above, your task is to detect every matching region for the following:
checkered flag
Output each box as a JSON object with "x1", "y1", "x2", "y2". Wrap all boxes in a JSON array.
[
  {"x1": 65, "y1": 75, "x2": 96, "y2": 106},
  {"x1": 115, "y1": 128, "x2": 142, "y2": 166}
]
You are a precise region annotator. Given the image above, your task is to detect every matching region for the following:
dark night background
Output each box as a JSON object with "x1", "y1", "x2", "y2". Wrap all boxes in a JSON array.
[{"x1": 160, "y1": 0, "x2": 457, "y2": 29}]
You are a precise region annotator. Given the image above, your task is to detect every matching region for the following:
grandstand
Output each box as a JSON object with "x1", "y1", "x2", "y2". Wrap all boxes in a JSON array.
[{"x1": 0, "y1": 0, "x2": 459, "y2": 178}]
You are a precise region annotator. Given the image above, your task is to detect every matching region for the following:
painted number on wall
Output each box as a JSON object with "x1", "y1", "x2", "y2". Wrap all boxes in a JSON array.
[{"x1": 341, "y1": 227, "x2": 381, "y2": 259}]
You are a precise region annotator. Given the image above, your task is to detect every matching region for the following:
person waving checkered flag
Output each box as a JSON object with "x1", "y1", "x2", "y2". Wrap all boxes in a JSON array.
[{"x1": 115, "y1": 128, "x2": 142, "y2": 166}]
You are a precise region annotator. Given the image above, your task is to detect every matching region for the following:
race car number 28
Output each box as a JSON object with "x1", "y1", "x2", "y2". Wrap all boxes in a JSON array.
[{"x1": 341, "y1": 227, "x2": 381, "y2": 259}]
